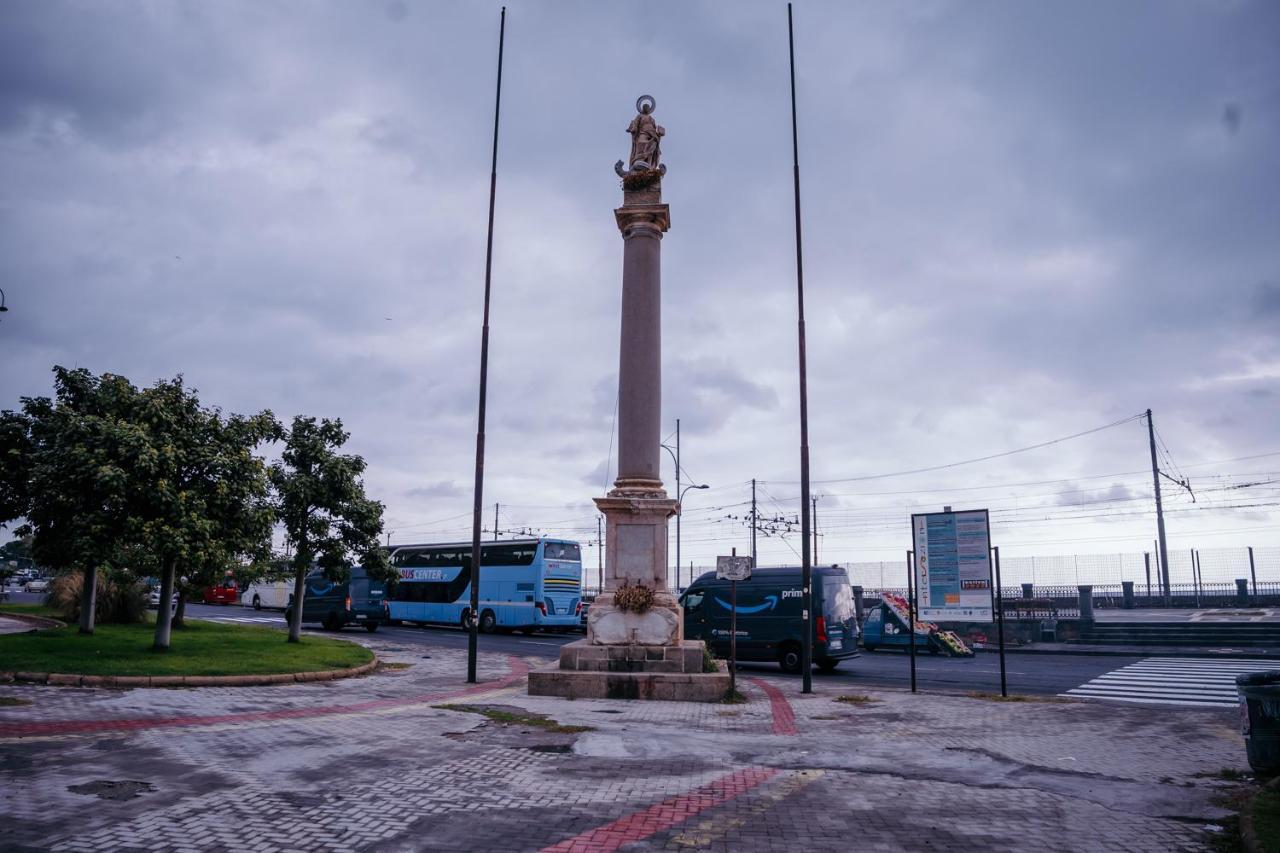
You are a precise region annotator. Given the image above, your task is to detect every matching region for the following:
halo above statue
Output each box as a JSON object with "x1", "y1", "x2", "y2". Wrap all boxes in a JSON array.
[{"x1": 636, "y1": 94, "x2": 656, "y2": 115}]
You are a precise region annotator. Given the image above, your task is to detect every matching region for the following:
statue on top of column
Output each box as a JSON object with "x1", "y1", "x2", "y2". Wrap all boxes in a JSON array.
[{"x1": 615, "y1": 95, "x2": 667, "y2": 180}]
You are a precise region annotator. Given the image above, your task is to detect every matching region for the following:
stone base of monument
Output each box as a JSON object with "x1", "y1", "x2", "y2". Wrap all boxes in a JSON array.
[{"x1": 527, "y1": 639, "x2": 731, "y2": 702}]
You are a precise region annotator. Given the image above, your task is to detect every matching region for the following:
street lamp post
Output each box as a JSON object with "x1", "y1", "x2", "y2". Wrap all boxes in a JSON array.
[{"x1": 676, "y1": 483, "x2": 708, "y2": 591}]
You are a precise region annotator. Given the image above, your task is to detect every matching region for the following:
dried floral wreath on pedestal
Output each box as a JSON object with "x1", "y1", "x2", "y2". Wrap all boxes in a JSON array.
[
  {"x1": 613, "y1": 580, "x2": 655, "y2": 614},
  {"x1": 621, "y1": 168, "x2": 662, "y2": 192}
]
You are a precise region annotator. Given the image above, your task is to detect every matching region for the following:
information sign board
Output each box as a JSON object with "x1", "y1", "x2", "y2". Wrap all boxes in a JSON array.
[
  {"x1": 716, "y1": 555, "x2": 753, "y2": 582},
  {"x1": 910, "y1": 509, "x2": 992, "y2": 621}
]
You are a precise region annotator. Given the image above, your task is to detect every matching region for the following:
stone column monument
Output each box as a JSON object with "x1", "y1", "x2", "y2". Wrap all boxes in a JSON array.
[{"x1": 529, "y1": 96, "x2": 728, "y2": 702}]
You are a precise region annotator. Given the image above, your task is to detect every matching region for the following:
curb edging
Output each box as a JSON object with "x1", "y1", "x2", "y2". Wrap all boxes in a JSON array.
[
  {"x1": 0, "y1": 612, "x2": 66, "y2": 630},
  {"x1": 0, "y1": 658, "x2": 378, "y2": 688}
]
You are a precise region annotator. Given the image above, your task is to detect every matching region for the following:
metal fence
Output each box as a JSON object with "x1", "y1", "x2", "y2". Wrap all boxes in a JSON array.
[
  {"x1": 668, "y1": 546, "x2": 1280, "y2": 612},
  {"x1": 841, "y1": 546, "x2": 1280, "y2": 593}
]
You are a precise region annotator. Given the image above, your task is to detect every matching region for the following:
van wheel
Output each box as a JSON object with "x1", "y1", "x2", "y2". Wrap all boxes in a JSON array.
[
  {"x1": 364, "y1": 623, "x2": 379, "y2": 633},
  {"x1": 862, "y1": 643, "x2": 877, "y2": 652},
  {"x1": 323, "y1": 611, "x2": 343, "y2": 631},
  {"x1": 778, "y1": 643, "x2": 803, "y2": 675},
  {"x1": 252, "y1": 595, "x2": 262, "y2": 611},
  {"x1": 284, "y1": 607, "x2": 293, "y2": 625},
  {"x1": 479, "y1": 610, "x2": 497, "y2": 634},
  {"x1": 817, "y1": 660, "x2": 839, "y2": 673}
]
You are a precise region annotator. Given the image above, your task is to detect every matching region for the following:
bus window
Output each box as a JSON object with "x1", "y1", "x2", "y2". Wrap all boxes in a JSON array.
[{"x1": 543, "y1": 542, "x2": 581, "y2": 562}]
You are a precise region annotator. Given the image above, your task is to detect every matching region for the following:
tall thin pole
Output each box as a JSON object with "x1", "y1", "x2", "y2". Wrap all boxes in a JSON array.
[
  {"x1": 493, "y1": 503, "x2": 499, "y2": 541},
  {"x1": 906, "y1": 550, "x2": 917, "y2": 694},
  {"x1": 675, "y1": 418, "x2": 681, "y2": 591},
  {"x1": 467, "y1": 7, "x2": 506, "y2": 685},
  {"x1": 812, "y1": 496, "x2": 819, "y2": 565},
  {"x1": 1249, "y1": 546, "x2": 1257, "y2": 599},
  {"x1": 994, "y1": 545, "x2": 1007, "y2": 698},
  {"x1": 788, "y1": 2, "x2": 814, "y2": 695},
  {"x1": 747, "y1": 473, "x2": 757, "y2": 568},
  {"x1": 1146, "y1": 409, "x2": 1171, "y2": 607},
  {"x1": 597, "y1": 515, "x2": 603, "y2": 595}
]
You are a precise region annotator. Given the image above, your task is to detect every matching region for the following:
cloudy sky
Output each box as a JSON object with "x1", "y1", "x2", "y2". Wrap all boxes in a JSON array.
[{"x1": 2, "y1": 0, "x2": 1277, "y2": 586}]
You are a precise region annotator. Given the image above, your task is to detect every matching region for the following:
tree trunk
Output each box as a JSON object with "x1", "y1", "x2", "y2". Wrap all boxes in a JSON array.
[
  {"x1": 78, "y1": 564, "x2": 98, "y2": 635},
  {"x1": 287, "y1": 566, "x2": 307, "y2": 643},
  {"x1": 152, "y1": 557, "x2": 177, "y2": 651},
  {"x1": 173, "y1": 590, "x2": 186, "y2": 629}
]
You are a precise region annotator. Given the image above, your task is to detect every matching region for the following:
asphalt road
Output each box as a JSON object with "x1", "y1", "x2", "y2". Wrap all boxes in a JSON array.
[{"x1": 181, "y1": 600, "x2": 1137, "y2": 697}]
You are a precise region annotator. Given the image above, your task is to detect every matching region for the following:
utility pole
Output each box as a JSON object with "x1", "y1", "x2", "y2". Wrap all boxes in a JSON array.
[
  {"x1": 493, "y1": 503, "x2": 499, "y2": 541},
  {"x1": 747, "y1": 473, "x2": 757, "y2": 568},
  {"x1": 1146, "y1": 409, "x2": 1171, "y2": 607},
  {"x1": 812, "y1": 496, "x2": 819, "y2": 565},
  {"x1": 787, "y1": 2, "x2": 814, "y2": 695},
  {"x1": 466, "y1": 7, "x2": 506, "y2": 684},
  {"x1": 675, "y1": 417, "x2": 681, "y2": 590}
]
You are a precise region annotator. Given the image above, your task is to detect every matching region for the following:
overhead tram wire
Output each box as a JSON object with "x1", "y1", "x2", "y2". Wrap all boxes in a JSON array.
[{"x1": 762, "y1": 413, "x2": 1146, "y2": 486}]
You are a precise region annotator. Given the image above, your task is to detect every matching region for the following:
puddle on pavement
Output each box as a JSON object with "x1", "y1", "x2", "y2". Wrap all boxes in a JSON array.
[{"x1": 67, "y1": 780, "x2": 155, "y2": 801}]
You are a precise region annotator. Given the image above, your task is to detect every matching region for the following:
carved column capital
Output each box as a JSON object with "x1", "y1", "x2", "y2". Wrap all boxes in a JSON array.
[{"x1": 614, "y1": 203, "x2": 670, "y2": 238}]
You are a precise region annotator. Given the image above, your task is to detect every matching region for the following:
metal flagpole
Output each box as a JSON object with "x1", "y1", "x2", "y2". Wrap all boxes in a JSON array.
[
  {"x1": 467, "y1": 7, "x2": 506, "y2": 684},
  {"x1": 907, "y1": 549, "x2": 917, "y2": 694},
  {"x1": 787, "y1": 1, "x2": 814, "y2": 695},
  {"x1": 994, "y1": 545, "x2": 1007, "y2": 698}
]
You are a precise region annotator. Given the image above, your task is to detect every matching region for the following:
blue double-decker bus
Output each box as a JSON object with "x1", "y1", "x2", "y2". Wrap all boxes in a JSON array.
[{"x1": 387, "y1": 537, "x2": 582, "y2": 633}]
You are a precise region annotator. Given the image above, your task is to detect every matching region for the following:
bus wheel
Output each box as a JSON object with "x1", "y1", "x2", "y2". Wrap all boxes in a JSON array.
[
  {"x1": 252, "y1": 595, "x2": 262, "y2": 611},
  {"x1": 479, "y1": 610, "x2": 497, "y2": 634},
  {"x1": 460, "y1": 609, "x2": 471, "y2": 630},
  {"x1": 778, "y1": 643, "x2": 803, "y2": 675}
]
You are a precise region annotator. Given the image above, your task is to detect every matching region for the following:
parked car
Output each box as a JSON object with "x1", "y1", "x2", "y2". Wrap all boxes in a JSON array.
[
  {"x1": 284, "y1": 566, "x2": 387, "y2": 633},
  {"x1": 147, "y1": 588, "x2": 178, "y2": 609},
  {"x1": 202, "y1": 579, "x2": 239, "y2": 605},
  {"x1": 23, "y1": 578, "x2": 50, "y2": 593},
  {"x1": 679, "y1": 565, "x2": 860, "y2": 674},
  {"x1": 241, "y1": 580, "x2": 294, "y2": 611}
]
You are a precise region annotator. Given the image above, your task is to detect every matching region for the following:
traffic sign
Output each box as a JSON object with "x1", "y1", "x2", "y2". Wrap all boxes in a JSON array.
[{"x1": 716, "y1": 555, "x2": 753, "y2": 582}]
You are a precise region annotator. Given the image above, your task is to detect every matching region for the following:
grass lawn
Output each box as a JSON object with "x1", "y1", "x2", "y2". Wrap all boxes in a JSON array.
[
  {"x1": 1250, "y1": 786, "x2": 1280, "y2": 852},
  {"x1": 0, "y1": 603, "x2": 61, "y2": 619},
  {"x1": 0, "y1": 618, "x2": 373, "y2": 676}
]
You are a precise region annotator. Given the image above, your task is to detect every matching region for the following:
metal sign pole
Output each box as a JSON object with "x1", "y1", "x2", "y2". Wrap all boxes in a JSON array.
[
  {"x1": 730, "y1": 548, "x2": 738, "y2": 697},
  {"x1": 1250, "y1": 546, "x2": 1257, "y2": 598},
  {"x1": 906, "y1": 549, "x2": 917, "y2": 694},
  {"x1": 994, "y1": 545, "x2": 1007, "y2": 698}
]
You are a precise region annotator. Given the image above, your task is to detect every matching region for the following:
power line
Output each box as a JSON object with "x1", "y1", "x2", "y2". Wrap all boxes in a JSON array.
[{"x1": 765, "y1": 413, "x2": 1146, "y2": 485}]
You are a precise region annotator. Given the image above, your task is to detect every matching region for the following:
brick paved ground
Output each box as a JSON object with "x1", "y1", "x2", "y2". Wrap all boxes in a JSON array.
[{"x1": 0, "y1": 635, "x2": 1250, "y2": 852}]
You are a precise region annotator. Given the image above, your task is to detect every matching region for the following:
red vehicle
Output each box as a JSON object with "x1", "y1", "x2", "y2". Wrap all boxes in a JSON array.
[{"x1": 202, "y1": 579, "x2": 239, "y2": 605}]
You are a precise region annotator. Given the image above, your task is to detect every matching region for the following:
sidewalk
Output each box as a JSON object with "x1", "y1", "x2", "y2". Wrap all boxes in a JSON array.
[{"x1": 0, "y1": 635, "x2": 1249, "y2": 852}]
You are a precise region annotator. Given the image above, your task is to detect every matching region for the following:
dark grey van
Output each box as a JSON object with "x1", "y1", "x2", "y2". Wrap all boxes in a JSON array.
[
  {"x1": 679, "y1": 565, "x2": 860, "y2": 674},
  {"x1": 284, "y1": 566, "x2": 387, "y2": 632}
]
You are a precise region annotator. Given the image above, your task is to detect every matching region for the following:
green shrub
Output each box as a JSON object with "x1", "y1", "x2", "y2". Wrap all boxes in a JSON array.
[{"x1": 47, "y1": 571, "x2": 147, "y2": 625}]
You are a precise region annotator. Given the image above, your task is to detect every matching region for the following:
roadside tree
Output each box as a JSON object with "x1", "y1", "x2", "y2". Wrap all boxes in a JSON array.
[
  {"x1": 270, "y1": 416, "x2": 391, "y2": 643},
  {"x1": 5, "y1": 368, "x2": 149, "y2": 634},
  {"x1": 128, "y1": 376, "x2": 278, "y2": 651}
]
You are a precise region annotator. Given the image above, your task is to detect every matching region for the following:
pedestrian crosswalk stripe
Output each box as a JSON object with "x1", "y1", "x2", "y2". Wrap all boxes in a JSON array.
[{"x1": 1061, "y1": 656, "x2": 1272, "y2": 708}]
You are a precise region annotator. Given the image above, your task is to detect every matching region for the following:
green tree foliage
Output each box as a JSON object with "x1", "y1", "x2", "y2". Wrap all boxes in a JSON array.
[
  {"x1": 270, "y1": 416, "x2": 391, "y2": 643},
  {"x1": 124, "y1": 376, "x2": 278, "y2": 651},
  {"x1": 0, "y1": 411, "x2": 33, "y2": 530},
  {"x1": 5, "y1": 368, "x2": 151, "y2": 634}
]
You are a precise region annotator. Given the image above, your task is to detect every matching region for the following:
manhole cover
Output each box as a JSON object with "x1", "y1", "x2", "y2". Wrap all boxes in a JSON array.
[{"x1": 67, "y1": 780, "x2": 155, "y2": 801}]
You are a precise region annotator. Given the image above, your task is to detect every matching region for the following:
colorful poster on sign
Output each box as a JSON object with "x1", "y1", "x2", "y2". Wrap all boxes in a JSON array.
[{"x1": 911, "y1": 509, "x2": 992, "y2": 621}]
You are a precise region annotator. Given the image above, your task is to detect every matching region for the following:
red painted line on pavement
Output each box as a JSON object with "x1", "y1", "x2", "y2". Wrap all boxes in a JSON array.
[
  {"x1": 538, "y1": 767, "x2": 780, "y2": 853},
  {"x1": 747, "y1": 677, "x2": 798, "y2": 736},
  {"x1": 0, "y1": 655, "x2": 529, "y2": 739}
]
